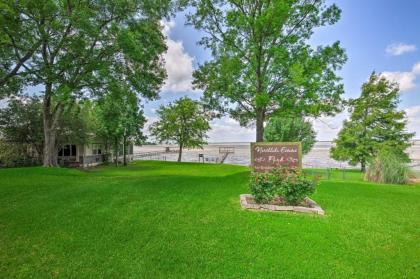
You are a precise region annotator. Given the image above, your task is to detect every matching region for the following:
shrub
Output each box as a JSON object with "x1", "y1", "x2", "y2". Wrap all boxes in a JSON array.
[
  {"x1": 264, "y1": 116, "x2": 316, "y2": 154},
  {"x1": 365, "y1": 149, "x2": 409, "y2": 184},
  {"x1": 0, "y1": 140, "x2": 41, "y2": 167},
  {"x1": 250, "y1": 168, "x2": 317, "y2": 205},
  {"x1": 279, "y1": 170, "x2": 317, "y2": 205},
  {"x1": 250, "y1": 171, "x2": 280, "y2": 204}
]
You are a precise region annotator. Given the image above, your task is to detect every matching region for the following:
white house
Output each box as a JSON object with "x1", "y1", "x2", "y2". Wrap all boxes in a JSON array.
[{"x1": 57, "y1": 143, "x2": 134, "y2": 167}]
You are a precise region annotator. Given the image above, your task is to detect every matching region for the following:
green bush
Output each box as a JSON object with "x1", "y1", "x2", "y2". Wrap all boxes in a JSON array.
[
  {"x1": 250, "y1": 168, "x2": 317, "y2": 205},
  {"x1": 264, "y1": 116, "x2": 316, "y2": 155},
  {"x1": 365, "y1": 149, "x2": 409, "y2": 184},
  {"x1": 0, "y1": 140, "x2": 41, "y2": 167},
  {"x1": 250, "y1": 171, "x2": 280, "y2": 204},
  {"x1": 279, "y1": 170, "x2": 317, "y2": 205}
]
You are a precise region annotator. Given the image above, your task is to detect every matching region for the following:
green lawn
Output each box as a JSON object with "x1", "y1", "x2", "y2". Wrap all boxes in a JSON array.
[{"x1": 0, "y1": 161, "x2": 419, "y2": 278}]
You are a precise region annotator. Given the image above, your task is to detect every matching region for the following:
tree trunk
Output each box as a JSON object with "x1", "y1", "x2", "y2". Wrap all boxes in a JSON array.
[
  {"x1": 361, "y1": 160, "x2": 366, "y2": 173},
  {"x1": 123, "y1": 136, "x2": 127, "y2": 166},
  {"x1": 115, "y1": 139, "x2": 119, "y2": 166},
  {"x1": 256, "y1": 109, "x2": 265, "y2": 142},
  {"x1": 177, "y1": 143, "x2": 183, "y2": 162},
  {"x1": 42, "y1": 84, "x2": 58, "y2": 167},
  {"x1": 43, "y1": 118, "x2": 58, "y2": 167},
  {"x1": 103, "y1": 140, "x2": 109, "y2": 165}
]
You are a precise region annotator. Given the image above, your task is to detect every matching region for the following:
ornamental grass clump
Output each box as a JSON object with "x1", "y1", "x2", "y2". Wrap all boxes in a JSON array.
[
  {"x1": 365, "y1": 149, "x2": 409, "y2": 184},
  {"x1": 250, "y1": 168, "x2": 317, "y2": 205}
]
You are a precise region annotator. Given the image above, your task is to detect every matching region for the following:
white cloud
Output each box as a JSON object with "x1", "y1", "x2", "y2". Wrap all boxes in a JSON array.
[
  {"x1": 161, "y1": 20, "x2": 175, "y2": 35},
  {"x1": 386, "y1": 43, "x2": 417, "y2": 56},
  {"x1": 381, "y1": 71, "x2": 417, "y2": 91},
  {"x1": 0, "y1": 98, "x2": 8, "y2": 109},
  {"x1": 208, "y1": 113, "x2": 351, "y2": 142},
  {"x1": 144, "y1": 107, "x2": 419, "y2": 143},
  {"x1": 381, "y1": 61, "x2": 420, "y2": 92},
  {"x1": 143, "y1": 115, "x2": 255, "y2": 142},
  {"x1": 310, "y1": 106, "x2": 420, "y2": 141},
  {"x1": 310, "y1": 112, "x2": 349, "y2": 141},
  {"x1": 142, "y1": 116, "x2": 159, "y2": 141},
  {"x1": 161, "y1": 21, "x2": 195, "y2": 93},
  {"x1": 208, "y1": 117, "x2": 255, "y2": 142},
  {"x1": 405, "y1": 106, "x2": 420, "y2": 139},
  {"x1": 412, "y1": 62, "x2": 420, "y2": 75}
]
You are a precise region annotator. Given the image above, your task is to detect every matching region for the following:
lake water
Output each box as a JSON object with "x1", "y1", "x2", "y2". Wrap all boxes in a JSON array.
[{"x1": 134, "y1": 141, "x2": 420, "y2": 170}]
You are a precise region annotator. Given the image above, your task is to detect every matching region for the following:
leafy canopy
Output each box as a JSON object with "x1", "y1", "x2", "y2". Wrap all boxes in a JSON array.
[
  {"x1": 189, "y1": 0, "x2": 347, "y2": 141},
  {"x1": 96, "y1": 84, "x2": 146, "y2": 148},
  {"x1": 150, "y1": 97, "x2": 210, "y2": 161},
  {"x1": 0, "y1": 0, "x2": 176, "y2": 166},
  {"x1": 331, "y1": 72, "x2": 414, "y2": 170},
  {"x1": 0, "y1": 97, "x2": 44, "y2": 156},
  {"x1": 0, "y1": 0, "x2": 172, "y2": 99},
  {"x1": 264, "y1": 116, "x2": 316, "y2": 154},
  {"x1": 0, "y1": 97, "x2": 97, "y2": 157}
]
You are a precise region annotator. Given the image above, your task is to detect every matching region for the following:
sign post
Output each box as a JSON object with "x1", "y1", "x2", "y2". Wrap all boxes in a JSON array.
[{"x1": 251, "y1": 142, "x2": 302, "y2": 172}]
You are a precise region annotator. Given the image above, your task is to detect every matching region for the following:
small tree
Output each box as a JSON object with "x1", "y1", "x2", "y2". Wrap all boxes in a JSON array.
[
  {"x1": 331, "y1": 73, "x2": 414, "y2": 172},
  {"x1": 264, "y1": 116, "x2": 316, "y2": 154},
  {"x1": 97, "y1": 85, "x2": 146, "y2": 166},
  {"x1": 150, "y1": 97, "x2": 210, "y2": 162},
  {"x1": 0, "y1": 97, "x2": 44, "y2": 158}
]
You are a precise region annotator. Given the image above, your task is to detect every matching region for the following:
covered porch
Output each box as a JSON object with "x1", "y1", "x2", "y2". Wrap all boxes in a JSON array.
[{"x1": 57, "y1": 143, "x2": 106, "y2": 167}]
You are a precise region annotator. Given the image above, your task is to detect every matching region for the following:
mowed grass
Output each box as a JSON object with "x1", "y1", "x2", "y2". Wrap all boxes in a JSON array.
[{"x1": 0, "y1": 161, "x2": 419, "y2": 278}]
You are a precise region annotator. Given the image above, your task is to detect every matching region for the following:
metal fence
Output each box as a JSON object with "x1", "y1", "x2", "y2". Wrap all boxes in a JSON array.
[
  {"x1": 0, "y1": 157, "x2": 42, "y2": 168},
  {"x1": 132, "y1": 152, "x2": 167, "y2": 161},
  {"x1": 304, "y1": 167, "x2": 361, "y2": 181}
]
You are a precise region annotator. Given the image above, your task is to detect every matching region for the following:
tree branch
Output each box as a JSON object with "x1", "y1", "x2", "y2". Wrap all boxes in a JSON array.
[{"x1": 0, "y1": 39, "x2": 42, "y2": 87}]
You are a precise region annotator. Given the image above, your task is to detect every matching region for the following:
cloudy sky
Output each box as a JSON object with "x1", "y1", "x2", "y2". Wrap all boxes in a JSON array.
[{"x1": 144, "y1": 0, "x2": 420, "y2": 142}]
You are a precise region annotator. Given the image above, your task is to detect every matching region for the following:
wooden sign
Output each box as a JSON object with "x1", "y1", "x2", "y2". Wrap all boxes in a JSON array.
[{"x1": 251, "y1": 142, "x2": 302, "y2": 172}]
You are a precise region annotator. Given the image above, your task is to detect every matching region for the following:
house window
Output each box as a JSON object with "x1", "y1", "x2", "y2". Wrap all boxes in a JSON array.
[
  {"x1": 119, "y1": 144, "x2": 124, "y2": 156},
  {"x1": 92, "y1": 144, "x2": 102, "y2": 155},
  {"x1": 58, "y1": 145, "x2": 77, "y2": 157}
]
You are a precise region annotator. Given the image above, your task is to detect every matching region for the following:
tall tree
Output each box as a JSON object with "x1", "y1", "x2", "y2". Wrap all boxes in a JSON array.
[
  {"x1": 189, "y1": 0, "x2": 346, "y2": 142},
  {"x1": 56, "y1": 100, "x2": 98, "y2": 148},
  {"x1": 0, "y1": 97, "x2": 44, "y2": 157},
  {"x1": 120, "y1": 97, "x2": 146, "y2": 166},
  {"x1": 0, "y1": 0, "x2": 172, "y2": 166},
  {"x1": 96, "y1": 85, "x2": 146, "y2": 166},
  {"x1": 0, "y1": 97, "x2": 97, "y2": 164},
  {"x1": 150, "y1": 97, "x2": 210, "y2": 162},
  {"x1": 264, "y1": 116, "x2": 316, "y2": 154},
  {"x1": 331, "y1": 73, "x2": 415, "y2": 172}
]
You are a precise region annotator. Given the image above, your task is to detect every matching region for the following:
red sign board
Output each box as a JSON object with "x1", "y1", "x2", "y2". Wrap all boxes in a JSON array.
[{"x1": 251, "y1": 142, "x2": 302, "y2": 172}]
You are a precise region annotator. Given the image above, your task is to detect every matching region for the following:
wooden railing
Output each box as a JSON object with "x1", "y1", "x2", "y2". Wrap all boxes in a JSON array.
[
  {"x1": 132, "y1": 152, "x2": 166, "y2": 161},
  {"x1": 164, "y1": 147, "x2": 179, "y2": 153},
  {"x1": 79, "y1": 154, "x2": 106, "y2": 165},
  {"x1": 219, "y1": 146, "x2": 235, "y2": 154}
]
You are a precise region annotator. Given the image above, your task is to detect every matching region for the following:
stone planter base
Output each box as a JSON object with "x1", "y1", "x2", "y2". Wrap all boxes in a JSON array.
[
  {"x1": 240, "y1": 194, "x2": 325, "y2": 215},
  {"x1": 408, "y1": 178, "x2": 420, "y2": 185}
]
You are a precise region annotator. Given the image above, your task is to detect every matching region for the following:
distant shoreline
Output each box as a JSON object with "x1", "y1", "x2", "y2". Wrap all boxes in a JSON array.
[
  {"x1": 143, "y1": 139, "x2": 420, "y2": 145},
  {"x1": 136, "y1": 141, "x2": 419, "y2": 169}
]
